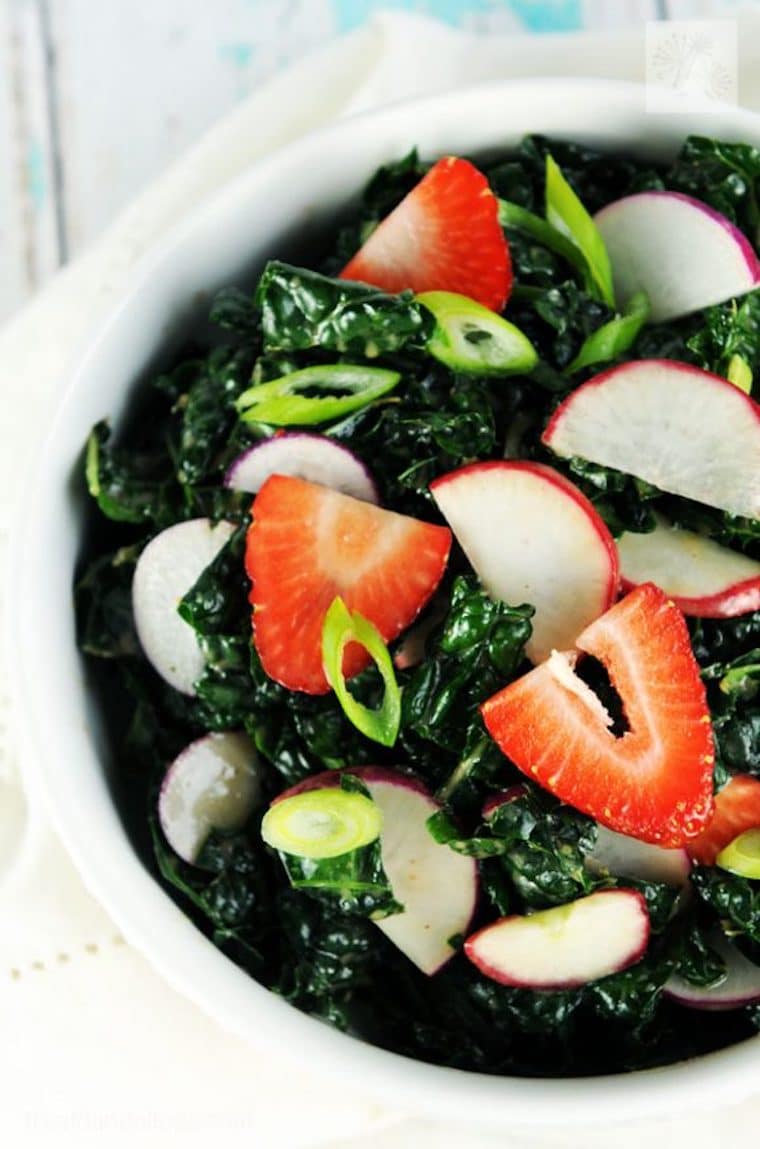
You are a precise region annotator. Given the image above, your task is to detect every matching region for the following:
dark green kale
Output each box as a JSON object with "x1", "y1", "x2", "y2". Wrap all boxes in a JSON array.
[
  {"x1": 277, "y1": 837, "x2": 401, "y2": 920},
  {"x1": 255, "y1": 260, "x2": 432, "y2": 357},
  {"x1": 399, "y1": 576, "x2": 532, "y2": 808},
  {"x1": 687, "y1": 292, "x2": 760, "y2": 387},
  {"x1": 76, "y1": 130, "x2": 760, "y2": 1079},
  {"x1": 693, "y1": 867, "x2": 760, "y2": 944},
  {"x1": 430, "y1": 786, "x2": 605, "y2": 909},
  {"x1": 152, "y1": 820, "x2": 276, "y2": 971},
  {"x1": 667, "y1": 136, "x2": 760, "y2": 237},
  {"x1": 76, "y1": 545, "x2": 140, "y2": 658}
]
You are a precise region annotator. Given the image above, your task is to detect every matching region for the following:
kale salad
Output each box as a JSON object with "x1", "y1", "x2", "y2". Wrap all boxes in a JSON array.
[{"x1": 77, "y1": 133, "x2": 760, "y2": 1078}]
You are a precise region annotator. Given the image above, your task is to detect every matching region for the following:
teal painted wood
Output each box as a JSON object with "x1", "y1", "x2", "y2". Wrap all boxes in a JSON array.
[{"x1": 332, "y1": 0, "x2": 583, "y2": 34}]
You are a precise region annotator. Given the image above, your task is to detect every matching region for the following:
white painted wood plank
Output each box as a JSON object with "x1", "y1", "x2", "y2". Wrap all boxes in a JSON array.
[
  {"x1": 664, "y1": 0, "x2": 744, "y2": 17},
  {"x1": 0, "y1": 0, "x2": 26, "y2": 324},
  {"x1": 0, "y1": 0, "x2": 62, "y2": 325},
  {"x1": 582, "y1": 0, "x2": 660, "y2": 27},
  {"x1": 47, "y1": 0, "x2": 338, "y2": 257}
]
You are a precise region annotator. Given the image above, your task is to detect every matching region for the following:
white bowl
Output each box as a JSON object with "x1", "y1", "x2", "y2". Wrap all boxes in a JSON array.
[{"x1": 10, "y1": 78, "x2": 760, "y2": 1126}]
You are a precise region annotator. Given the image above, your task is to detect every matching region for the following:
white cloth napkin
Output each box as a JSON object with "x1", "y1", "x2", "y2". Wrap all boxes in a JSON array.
[{"x1": 4, "y1": 10, "x2": 760, "y2": 1148}]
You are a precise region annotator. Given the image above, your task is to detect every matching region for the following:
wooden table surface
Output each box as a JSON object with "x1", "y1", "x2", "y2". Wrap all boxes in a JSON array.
[{"x1": 0, "y1": 0, "x2": 742, "y2": 325}]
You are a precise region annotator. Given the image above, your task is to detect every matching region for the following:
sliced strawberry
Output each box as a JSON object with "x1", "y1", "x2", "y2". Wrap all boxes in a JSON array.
[
  {"x1": 480, "y1": 584, "x2": 715, "y2": 847},
  {"x1": 246, "y1": 475, "x2": 451, "y2": 694},
  {"x1": 340, "y1": 157, "x2": 512, "y2": 312},
  {"x1": 687, "y1": 775, "x2": 760, "y2": 865}
]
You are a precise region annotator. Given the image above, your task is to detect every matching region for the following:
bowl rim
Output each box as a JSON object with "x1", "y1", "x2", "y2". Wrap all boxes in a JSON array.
[{"x1": 9, "y1": 75, "x2": 760, "y2": 1126}]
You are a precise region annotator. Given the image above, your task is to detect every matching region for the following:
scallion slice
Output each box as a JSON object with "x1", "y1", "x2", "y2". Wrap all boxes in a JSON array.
[
  {"x1": 322, "y1": 597, "x2": 401, "y2": 747},
  {"x1": 261, "y1": 787, "x2": 382, "y2": 859},
  {"x1": 716, "y1": 828, "x2": 760, "y2": 879},
  {"x1": 565, "y1": 291, "x2": 650, "y2": 374},
  {"x1": 727, "y1": 354, "x2": 753, "y2": 395},
  {"x1": 236, "y1": 364, "x2": 400, "y2": 426},
  {"x1": 545, "y1": 154, "x2": 615, "y2": 308},
  {"x1": 417, "y1": 291, "x2": 537, "y2": 376}
]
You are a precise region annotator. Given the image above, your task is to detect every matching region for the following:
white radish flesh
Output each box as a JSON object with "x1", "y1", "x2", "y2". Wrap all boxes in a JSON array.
[
  {"x1": 132, "y1": 518, "x2": 235, "y2": 694},
  {"x1": 543, "y1": 359, "x2": 760, "y2": 520},
  {"x1": 360, "y1": 768, "x2": 478, "y2": 975},
  {"x1": 665, "y1": 932, "x2": 760, "y2": 1010},
  {"x1": 464, "y1": 889, "x2": 649, "y2": 989},
  {"x1": 618, "y1": 514, "x2": 760, "y2": 618},
  {"x1": 594, "y1": 191, "x2": 760, "y2": 322},
  {"x1": 588, "y1": 825, "x2": 691, "y2": 886},
  {"x1": 225, "y1": 434, "x2": 378, "y2": 502},
  {"x1": 430, "y1": 461, "x2": 618, "y2": 664},
  {"x1": 159, "y1": 732, "x2": 260, "y2": 864}
]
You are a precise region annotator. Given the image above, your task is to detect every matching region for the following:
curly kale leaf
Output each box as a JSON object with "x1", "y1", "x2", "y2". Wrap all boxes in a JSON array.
[
  {"x1": 687, "y1": 291, "x2": 760, "y2": 387},
  {"x1": 399, "y1": 576, "x2": 532, "y2": 802},
  {"x1": 430, "y1": 787, "x2": 605, "y2": 910},
  {"x1": 85, "y1": 420, "x2": 180, "y2": 527},
  {"x1": 255, "y1": 261, "x2": 432, "y2": 357},
  {"x1": 693, "y1": 867, "x2": 760, "y2": 943},
  {"x1": 171, "y1": 346, "x2": 257, "y2": 486},
  {"x1": 76, "y1": 546, "x2": 141, "y2": 659},
  {"x1": 278, "y1": 839, "x2": 401, "y2": 920},
  {"x1": 152, "y1": 822, "x2": 275, "y2": 970},
  {"x1": 667, "y1": 135, "x2": 760, "y2": 237}
]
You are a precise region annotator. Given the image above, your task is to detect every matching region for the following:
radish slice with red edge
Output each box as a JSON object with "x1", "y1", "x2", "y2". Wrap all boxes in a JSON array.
[
  {"x1": 159, "y1": 732, "x2": 261, "y2": 864},
  {"x1": 271, "y1": 767, "x2": 478, "y2": 975},
  {"x1": 482, "y1": 785, "x2": 530, "y2": 820},
  {"x1": 594, "y1": 190, "x2": 760, "y2": 322},
  {"x1": 225, "y1": 433, "x2": 378, "y2": 503},
  {"x1": 543, "y1": 359, "x2": 760, "y2": 520},
  {"x1": 665, "y1": 932, "x2": 760, "y2": 1011},
  {"x1": 465, "y1": 888, "x2": 649, "y2": 989},
  {"x1": 618, "y1": 514, "x2": 760, "y2": 618},
  {"x1": 587, "y1": 825, "x2": 691, "y2": 886},
  {"x1": 430, "y1": 461, "x2": 618, "y2": 664},
  {"x1": 132, "y1": 518, "x2": 235, "y2": 695}
]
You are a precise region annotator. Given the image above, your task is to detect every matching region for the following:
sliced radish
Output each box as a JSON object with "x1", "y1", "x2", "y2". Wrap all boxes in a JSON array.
[
  {"x1": 159, "y1": 732, "x2": 261, "y2": 864},
  {"x1": 543, "y1": 359, "x2": 760, "y2": 520},
  {"x1": 588, "y1": 825, "x2": 691, "y2": 886},
  {"x1": 430, "y1": 461, "x2": 619, "y2": 664},
  {"x1": 273, "y1": 767, "x2": 478, "y2": 975},
  {"x1": 619, "y1": 514, "x2": 760, "y2": 618},
  {"x1": 482, "y1": 785, "x2": 530, "y2": 820},
  {"x1": 594, "y1": 191, "x2": 760, "y2": 322},
  {"x1": 464, "y1": 888, "x2": 649, "y2": 989},
  {"x1": 392, "y1": 600, "x2": 447, "y2": 671},
  {"x1": 224, "y1": 434, "x2": 378, "y2": 503},
  {"x1": 665, "y1": 932, "x2": 760, "y2": 1011},
  {"x1": 132, "y1": 518, "x2": 235, "y2": 695}
]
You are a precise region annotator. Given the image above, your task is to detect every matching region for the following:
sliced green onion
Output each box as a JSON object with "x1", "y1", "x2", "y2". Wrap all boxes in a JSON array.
[
  {"x1": 322, "y1": 597, "x2": 401, "y2": 747},
  {"x1": 236, "y1": 364, "x2": 400, "y2": 426},
  {"x1": 716, "y1": 828, "x2": 760, "y2": 879},
  {"x1": 719, "y1": 661, "x2": 760, "y2": 698},
  {"x1": 545, "y1": 155, "x2": 615, "y2": 308},
  {"x1": 261, "y1": 787, "x2": 382, "y2": 859},
  {"x1": 565, "y1": 291, "x2": 650, "y2": 374},
  {"x1": 417, "y1": 291, "x2": 537, "y2": 377},
  {"x1": 727, "y1": 354, "x2": 753, "y2": 395},
  {"x1": 497, "y1": 200, "x2": 591, "y2": 281}
]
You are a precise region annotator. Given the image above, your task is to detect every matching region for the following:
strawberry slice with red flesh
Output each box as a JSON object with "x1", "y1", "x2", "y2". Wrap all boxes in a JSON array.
[
  {"x1": 246, "y1": 475, "x2": 451, "y2": 694},
  {"x1": 687, "y1": 775, "x2": 760, "y2": 865},
  {"x1": 480, "y1": 583, "x2": 715, "y2": 847},
  {"x1": 340, "y1": 157, "x2": 512, "y2": 312}
]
